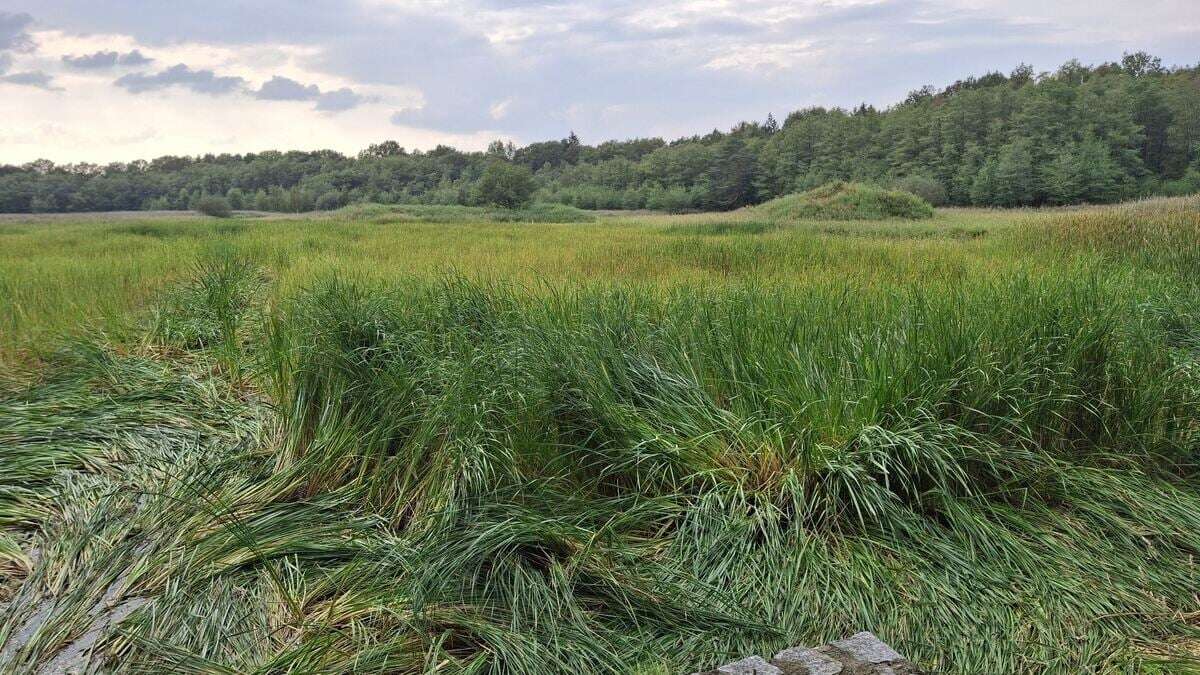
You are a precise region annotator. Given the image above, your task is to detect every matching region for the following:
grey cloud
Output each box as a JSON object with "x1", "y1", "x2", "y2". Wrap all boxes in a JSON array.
[
  {"x1": 255, "y1": 75, "x2": 319, "y2": 100},
  {"x1": 115, "y1": 63, "x2": 245, "y2": 95},
  {"x1": 0, "y1": 53, "x2": 11, "y2": 74},
  {"x1": 2, "y1": 70, "x2": 58, "y2": 89},
  {"x1": 315, "y1": 87, "x2": 364, "y2": 111},
  {"x1": 63, "y1": 49, "x2": 152, "y2": 69},
  {"x1": 119, "y1": 49, "x2": 153, "y2": 66},
  {"x1": 254, "y1": 75, "x2": 367, "y2": 112},
  {"x1": 0, "y1": 11, "x2": 35, "y2": 52},
  {"x1": 64, "y1": 50, "x2": 118, "y2": 68}
]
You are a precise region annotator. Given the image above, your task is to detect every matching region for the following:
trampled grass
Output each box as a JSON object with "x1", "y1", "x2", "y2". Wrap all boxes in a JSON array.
[{"x1": 2, "y1": 197, "x2": 1200, "y2": 673}]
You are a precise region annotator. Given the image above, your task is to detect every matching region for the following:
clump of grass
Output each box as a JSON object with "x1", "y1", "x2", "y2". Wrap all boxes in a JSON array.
[
  {"x1": 148, "y1": 254, "x2": 267, "y2": 377},
  {"x1": 758, "y1": 181, "x2": 935, "y2": 221},
  {"x1": 664, "y1": 220, "x2": 777, "y2": 236}
]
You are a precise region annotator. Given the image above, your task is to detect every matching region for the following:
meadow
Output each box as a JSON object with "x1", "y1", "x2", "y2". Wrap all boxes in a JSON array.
[{"x1": 2, "y1": 197, "x2": 1200, "y2": 673}]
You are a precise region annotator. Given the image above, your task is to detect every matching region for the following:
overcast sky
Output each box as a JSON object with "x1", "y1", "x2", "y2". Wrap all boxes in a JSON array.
[{"x1": 1, "y1": 1, "x2": 1197, "y2": 164}]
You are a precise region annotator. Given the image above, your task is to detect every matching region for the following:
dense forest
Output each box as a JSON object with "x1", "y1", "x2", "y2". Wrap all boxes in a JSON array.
[{"x1": 2, "y1": 52, "x2": 1198, "y2": 213}]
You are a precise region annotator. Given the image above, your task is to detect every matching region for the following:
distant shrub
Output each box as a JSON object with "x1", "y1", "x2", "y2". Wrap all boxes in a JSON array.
[
  {"x1": 475, "y1": 161, "x2": 536, "y2": 209},
  {"x1": 645, "y1": 185, "x2": 701, "y2": 213},
  {"x1": 1159, "y1": 169, "x2": 1200, "y2": 197},
  {"x1": 757, "y1": 181, "x2": 935, "y2": 221},
  {"x1": 893, "y1": 175, "x2": 948, "y2": 206},
  {"x1": 225, "y1": 188, "x2": 247, "y2": 210},
  {"x1": 193, "y1": 195, "x2": 233, "y2": 218},
  {"x1": 315, "y1": 191, "x2": 345, "y2": 211}
]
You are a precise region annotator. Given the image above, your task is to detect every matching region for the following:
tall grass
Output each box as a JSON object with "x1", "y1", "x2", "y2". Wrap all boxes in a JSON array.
[{"x1": 2, "y1": 197, "x2": 1200, "y2": 672}]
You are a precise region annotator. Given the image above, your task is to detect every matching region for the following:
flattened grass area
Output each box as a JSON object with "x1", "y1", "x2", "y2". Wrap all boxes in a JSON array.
[{"x1": 1, "y1": 198, "x2": 1200, "y2": 673}]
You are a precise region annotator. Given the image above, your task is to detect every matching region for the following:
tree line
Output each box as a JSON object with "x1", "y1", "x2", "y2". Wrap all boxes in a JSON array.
[{"x1": 2, "y1": 52, "x2": 1198, "y2": 214}]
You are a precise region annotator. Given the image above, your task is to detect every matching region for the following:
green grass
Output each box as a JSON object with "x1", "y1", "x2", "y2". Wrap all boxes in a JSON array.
[
  {"x1": 335, "y1": 201, "x2": 597, "y2": 224},
  {"x1": 1, "y1": 197, "x2": 1200, "y2": 673}
]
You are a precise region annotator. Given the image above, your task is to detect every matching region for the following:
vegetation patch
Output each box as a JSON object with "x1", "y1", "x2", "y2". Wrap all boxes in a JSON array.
[
  {"x1": 109, "y1": 223, "x2": 187, "y2": 238},
  {"x1": 664, "y1": 220, "x2": 777, "y2": 236},
  {"x1": 340, "y1": 202, "x2": 595, "y2": 224},
  {"x1": 3, "y1": 199, "x2": 1200, "y2": 673},
  {"x1": 758, "y1": 182, "x2": 935, "y2": 221},
  {"x1": 193, "y1": 195, "x2": 233, "y2": 218}
]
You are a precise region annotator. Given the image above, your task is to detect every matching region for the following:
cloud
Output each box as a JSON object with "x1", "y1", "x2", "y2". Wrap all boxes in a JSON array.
[
  {"x1": 0, "y1": 53, "x2": 10, "y2": 74},
  {"x1": 115, "y1": 63, "x2": 245, "y2": 95},
  {"x1": 0, "y1": 11, "x2": 35, "y2": 52},
  {"x1": 489, "y1": 97, "x2": 513, "y2": 120},
  {"x1": 62, "y1": 49, "x2": 153, "y2": 69},
  {"x1": 64, "y1": 50, "x2": 117, "y2": 68},
  {"x1": 2, "y1": 70, "x2": 58, "y2": 89},
  {"x1": 315, "y1": 87, "x2": 364, "y2": 111},
  {"x1": 254, "y1": 75, "x2": 368, "y2": 112},
  {"x1": 119, "y1": 49, "x2": 153, "y2": 66},
  {"x1": 254, "y1": 74, "x2": 319, "y2": 100}
]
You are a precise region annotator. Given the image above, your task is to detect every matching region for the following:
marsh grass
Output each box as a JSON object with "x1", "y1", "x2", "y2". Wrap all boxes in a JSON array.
[{"x1": 2, "y1": 197, "x2": 1200, "y2": 673}]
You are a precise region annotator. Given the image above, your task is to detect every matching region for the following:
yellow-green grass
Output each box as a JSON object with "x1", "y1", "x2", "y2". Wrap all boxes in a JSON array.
[{"x1": 0, "y1": 204, "x2": 1064, "y2": 367}]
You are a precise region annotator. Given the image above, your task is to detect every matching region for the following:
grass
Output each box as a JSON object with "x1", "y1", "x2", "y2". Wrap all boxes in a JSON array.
[
  {"x1": 335, "y1": 202, "x2": 597, "y2": 224},
  {"x1": 1, "y1": 196, "x2": 1199, "y2": 673}
]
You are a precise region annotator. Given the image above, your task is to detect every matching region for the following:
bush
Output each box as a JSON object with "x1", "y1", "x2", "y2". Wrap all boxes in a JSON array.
[
  {"x1": 475, "y1": 161, "x2": 537, "y2": 209},
  {"x1": 1159, "y1": 169, "x2": 1200, "y2": 197},
  {"x1": 193, "y1": 195, "x2": 233, "y2": 218},
  {"x1": 757, "y1": 181, "x2": 935, "y2": 221},
  {"x1": 893, "y1": 175, "x2": 948, "y2": 206},
  {"x1": 225, "y1": 188, "x2": 247, "y2": 210},
  {"x1": 315, "y1": 191, "x2": 345, "y2": 211}
]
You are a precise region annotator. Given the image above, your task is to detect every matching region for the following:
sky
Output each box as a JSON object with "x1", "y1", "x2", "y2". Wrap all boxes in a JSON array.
[{"x1": 1, "y1": 1, "x2": 1197, "y2": 164}]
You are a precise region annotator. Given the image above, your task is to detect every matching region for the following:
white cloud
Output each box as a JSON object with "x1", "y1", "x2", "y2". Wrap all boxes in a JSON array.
[
  {"x1": 704, "y1": 41, "x2": 820, "y2": 73},
  {"x1": 488, "y1": 97, "x2": 513, "y2": 120}
]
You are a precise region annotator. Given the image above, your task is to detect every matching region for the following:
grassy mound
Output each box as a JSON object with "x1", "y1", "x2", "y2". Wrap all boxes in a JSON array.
[{"x1": 758, "y1": 181, "x2": 935, "y2": 221}]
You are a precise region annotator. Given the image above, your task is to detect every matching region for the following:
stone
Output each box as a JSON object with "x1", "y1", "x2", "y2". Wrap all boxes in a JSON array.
[
  {"x1": 688, "y1": 632, "x2": 921, "y2": 675},
  {"x1": 37, "y1": 597, "x2": 149, "y2": 675},
  {"x1": 772, "y1": 646, "x2": 844, "y2": 674},
  {"x1": 829, "y1": 632, "x2": 903, "y2": 665},
  {"x1": 717, "y1": 656, "x2": 784, "y2": 675}
]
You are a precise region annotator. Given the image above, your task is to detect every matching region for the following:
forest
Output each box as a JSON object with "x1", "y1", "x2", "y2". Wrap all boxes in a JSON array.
[{"x1": 1, "y1": 52, "x2": 1198, "y2": 213}]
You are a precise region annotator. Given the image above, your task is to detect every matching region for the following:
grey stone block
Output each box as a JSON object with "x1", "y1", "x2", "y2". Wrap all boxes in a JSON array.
[
  {"x1": 717, "y1": 656, "x2": 783, "y2": 674},
  {"x1": 691, "y1": 631, "x2": 920, "y2": 675},
  {"x1": 829, "y1": 632, "x2": 903, "y2": 665},
  {"x1": 772, "y1": 646, "x2": 844, "y2": 674}
]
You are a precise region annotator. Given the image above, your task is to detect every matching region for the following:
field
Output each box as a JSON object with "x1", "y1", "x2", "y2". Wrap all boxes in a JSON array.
[{"x1": 2, "y1": 198, "x2": 1200, "y2": 673}]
